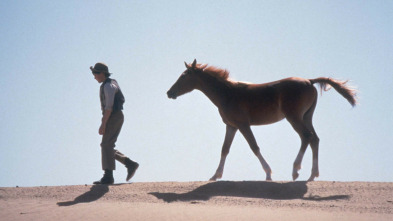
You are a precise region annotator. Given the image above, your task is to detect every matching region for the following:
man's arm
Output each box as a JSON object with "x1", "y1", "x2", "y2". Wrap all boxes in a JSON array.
[
  {"x1": 99, "y1": 109, "x2": 112, "y2": 135},
  {"x1": 99, "y1": 81, "x2": 116, "y2": 135}
]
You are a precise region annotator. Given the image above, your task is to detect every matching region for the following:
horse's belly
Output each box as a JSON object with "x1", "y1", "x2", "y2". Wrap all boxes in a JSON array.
[{"x1": 250, "y1": 109, "x2": 285, "y2": 125}]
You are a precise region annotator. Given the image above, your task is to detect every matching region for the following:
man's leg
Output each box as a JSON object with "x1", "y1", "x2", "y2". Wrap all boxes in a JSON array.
[
  {"x1": 114, "y1": 149, "x2": 139, "y2": 181},
  {"x1": 94, "y1": 111, "x2": 124, "y2": 184},
  {"x1": 101, "y1": 111, "x2": 124, "y2": 170}
]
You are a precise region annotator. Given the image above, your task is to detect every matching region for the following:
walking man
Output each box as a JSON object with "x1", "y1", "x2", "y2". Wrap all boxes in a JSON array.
[{"x1": 90, "y1": 62, "x2": 139, "y2": 185}]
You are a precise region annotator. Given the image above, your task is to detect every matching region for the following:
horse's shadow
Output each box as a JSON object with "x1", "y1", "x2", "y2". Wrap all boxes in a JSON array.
[{"x1": 149, "y1": 181, "x2": 350, "y2": 203}]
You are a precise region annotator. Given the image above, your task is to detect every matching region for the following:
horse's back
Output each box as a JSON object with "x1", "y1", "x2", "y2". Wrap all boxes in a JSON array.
[
  {"x1": 233, "y1": 77, "x2": 317, "y2": 125},
  {"x1": 241, "y1": 77, "x2": 315, "y2": 98}
]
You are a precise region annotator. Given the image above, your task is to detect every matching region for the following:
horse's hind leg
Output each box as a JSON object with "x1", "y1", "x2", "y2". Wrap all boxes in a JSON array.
[
  {"x1": 210, "y1": 125, "x2": 237, "y2": 181},
  {"x1": 292, "y1": 131, "x2": 309, "y2": 181},
  {"x1": 238, "y1": 125, "x2": 272, "y2": 181},
  {"x1": 306, "y1": 126, "x2": 319, "y2": 182},
  {"x1": 303, "y1": 105, "x2": 320, "y2": 181},
  {"x1": 288, "y1": 99, "x2": 320, "y2": 181},
  {"x1": 288, "y1": 117, "x2": 312, "y2": 181}
]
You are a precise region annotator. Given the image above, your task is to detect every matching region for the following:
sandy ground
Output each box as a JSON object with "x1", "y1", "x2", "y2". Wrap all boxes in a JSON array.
[{"x1": 1, "y1": 181, "x2": 392, "y2": 220}]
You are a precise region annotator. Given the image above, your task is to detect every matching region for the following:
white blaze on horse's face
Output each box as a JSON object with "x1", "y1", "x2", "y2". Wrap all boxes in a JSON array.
[{"x1": 167, "y1": 68, "x2": 198, "y2": 99}]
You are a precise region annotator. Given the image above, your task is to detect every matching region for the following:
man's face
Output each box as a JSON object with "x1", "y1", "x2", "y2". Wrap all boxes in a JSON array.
[{"x1": 93, "y1": 72, "x2": 106, "y2": 83}]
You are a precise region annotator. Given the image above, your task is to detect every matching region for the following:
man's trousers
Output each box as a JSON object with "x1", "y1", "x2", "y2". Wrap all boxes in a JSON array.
[{"x1": 101, "y1": 111, "x2": 127, "y2": 170}]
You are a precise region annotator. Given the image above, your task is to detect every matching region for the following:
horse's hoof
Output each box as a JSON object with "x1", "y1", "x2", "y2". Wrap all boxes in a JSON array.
[
  {"x1": 209, "y1": 175, "x2": 220, "y2": 181},
  {"x1": 292, "y1": 172, "x2": 299, "y2": 181},
  {"x1": 307, "y1": 172, "x2": 319, "y2": 182}
]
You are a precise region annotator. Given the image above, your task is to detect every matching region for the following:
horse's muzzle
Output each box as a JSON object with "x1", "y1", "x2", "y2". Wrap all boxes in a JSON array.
[{"x1": 167, "y1": 90, "x2": 177, "y2": 99}]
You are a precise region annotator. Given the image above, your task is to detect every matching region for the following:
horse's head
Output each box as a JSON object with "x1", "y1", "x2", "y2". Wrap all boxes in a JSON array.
[{"x1": 167, "y1": 59, "x2": 204, "y2": 99}]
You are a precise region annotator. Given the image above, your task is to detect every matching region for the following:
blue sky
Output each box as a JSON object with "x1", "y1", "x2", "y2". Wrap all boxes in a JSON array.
[{"x1": 0, "y1": 0, "x2": 392, "y2": 187}]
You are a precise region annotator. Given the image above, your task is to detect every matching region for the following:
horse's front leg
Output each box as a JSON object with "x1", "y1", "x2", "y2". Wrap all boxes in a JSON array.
[
  {"x1": 210, "y1": 125, "x2": 237, "y2": 181},
  {"x1": 238, "y1": 125, "x2": 272, "y2": 181}
]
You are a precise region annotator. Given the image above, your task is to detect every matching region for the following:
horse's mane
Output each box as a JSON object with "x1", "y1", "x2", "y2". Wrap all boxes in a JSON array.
[{"x1": 197, "y1": 64, "x2": 247, "y2": 87}]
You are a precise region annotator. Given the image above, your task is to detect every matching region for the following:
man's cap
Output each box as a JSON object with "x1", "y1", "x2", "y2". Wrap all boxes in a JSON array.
[{"x1": 90, "y1": 62, "x2": 111, "y2": 74}]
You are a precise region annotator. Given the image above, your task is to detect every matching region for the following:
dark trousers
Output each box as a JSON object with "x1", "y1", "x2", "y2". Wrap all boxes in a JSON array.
[{"x1": 100, "y1": 111, "x2": 127, "y2": 170}]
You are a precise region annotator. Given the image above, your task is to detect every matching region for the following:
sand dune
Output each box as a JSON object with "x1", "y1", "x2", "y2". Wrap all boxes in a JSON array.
[{"x1": 1, "y1": 181, "x2": 392, "y2": 220}]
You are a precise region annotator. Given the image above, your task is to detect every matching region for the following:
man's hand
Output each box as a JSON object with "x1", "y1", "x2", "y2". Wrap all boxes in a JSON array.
[{"x1": 99, "y1": 124, "x2": 106, "y2": 135}]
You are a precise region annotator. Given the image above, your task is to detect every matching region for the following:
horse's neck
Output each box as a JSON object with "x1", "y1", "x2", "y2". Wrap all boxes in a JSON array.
[{"x1": 196, "y1": 73, "x2": 231, "y2": 109}]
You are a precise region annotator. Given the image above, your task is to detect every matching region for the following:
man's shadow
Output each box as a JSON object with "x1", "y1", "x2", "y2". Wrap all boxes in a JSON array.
[
  {"x1": 149, "y1": 181, "x2": 350, "y2": 203},
  {"x1": 57, "y1": 185, "x2": 109, "y2": 206}
]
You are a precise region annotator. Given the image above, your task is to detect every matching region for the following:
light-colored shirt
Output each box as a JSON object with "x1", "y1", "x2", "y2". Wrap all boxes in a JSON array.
[{"x1": 100, "y1": 79, "x2": 120, "y2": 111}]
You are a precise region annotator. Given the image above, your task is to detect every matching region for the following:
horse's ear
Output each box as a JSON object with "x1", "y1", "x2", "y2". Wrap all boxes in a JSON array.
[
  {"x1": 184, "y1": 61, "x2": 190, "y2": 69},
  {"x1": 192, "y1": 59, "x2": 197, "y2": 68}
]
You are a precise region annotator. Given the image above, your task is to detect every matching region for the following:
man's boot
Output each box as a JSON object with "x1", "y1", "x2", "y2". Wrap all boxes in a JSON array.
[
  {"x1": 125, "y1": 158, "x2": 139, "y2": 181},
  {"x1": 93, "y1": 170, "x2": 114, "y2": 185}
]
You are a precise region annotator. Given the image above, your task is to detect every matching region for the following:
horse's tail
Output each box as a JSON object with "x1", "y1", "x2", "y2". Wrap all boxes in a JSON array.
[{"x1": 310, "y1": 77, "x2": 357, "y2": 107}]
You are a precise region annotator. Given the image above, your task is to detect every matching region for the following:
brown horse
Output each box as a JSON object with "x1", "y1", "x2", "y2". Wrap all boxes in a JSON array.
[{"x1": 167, "y1": 59, "x2": 357, "y2": 181}]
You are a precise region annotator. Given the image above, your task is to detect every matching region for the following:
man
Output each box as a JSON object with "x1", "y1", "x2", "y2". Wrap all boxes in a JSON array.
[{"x1": 90, "y1": 62, "x2": 139, "y2": 185}]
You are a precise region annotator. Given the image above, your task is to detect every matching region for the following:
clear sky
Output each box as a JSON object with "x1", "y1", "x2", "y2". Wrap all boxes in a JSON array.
[{"x1": 0, "y1": 0, "x2": 392, "y2": 187}]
